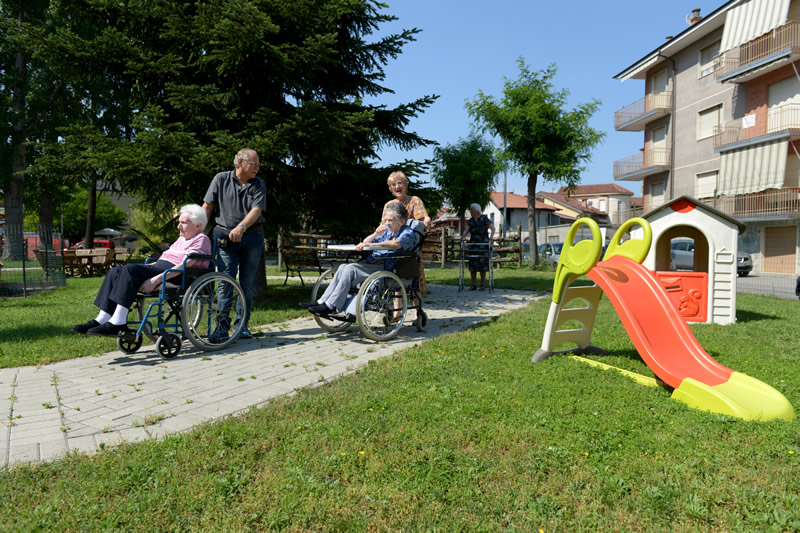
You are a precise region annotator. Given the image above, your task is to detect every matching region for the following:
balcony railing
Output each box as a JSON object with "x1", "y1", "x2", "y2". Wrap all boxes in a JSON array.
[
  {"x1": 613, "y1": 148, "x2": 670, "y2": 180},
  {"x1": 715, "y1": 20, "x2": 800, "y2": 82},
  {"x1": 714, "y1": 187, "x2": 800, "y2": 218},
  {"x1": 611, "y1": 188, "x2": 800, "y2": 225},
  {"x1": 614, "y1": 92, "x2": 672, "y2": 131},
  {"x1": 713, "y1": 103, "x2": 800, "y2": 148}
]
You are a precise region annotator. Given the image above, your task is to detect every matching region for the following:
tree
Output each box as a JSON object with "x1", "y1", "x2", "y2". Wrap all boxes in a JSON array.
[
  {"x1": 29, "y1": 0, "x2": 439, "y2": 239},
  {"x1": 467, "y1": 59, "x2": 604, "y2": 265},
  {"x1": 5, "y1": 1, "x2": 437, "y2": 300},
  {"x1": 431, "y1": 134, "x2": 498, "y2": 231}
]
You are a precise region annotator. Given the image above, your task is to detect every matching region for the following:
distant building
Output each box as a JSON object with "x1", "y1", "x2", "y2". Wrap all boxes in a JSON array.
[
  {"x1": 613, "y1": 0, "x2": 800, "y2": 274},
  {"x1": 483, "y1": 192, "x2": 558, "y2": 236},
  {"x1": 557, "y1": 184, "x2": 635, "y2": 225}
]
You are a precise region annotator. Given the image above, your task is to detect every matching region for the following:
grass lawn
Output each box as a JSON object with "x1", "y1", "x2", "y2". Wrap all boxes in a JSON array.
[
  {"x1": 0, "y1": 276, "x2": 315, "y2": 368},
  {"x1": 0, "y1": 263, "x2": 798, "y2": 529}
]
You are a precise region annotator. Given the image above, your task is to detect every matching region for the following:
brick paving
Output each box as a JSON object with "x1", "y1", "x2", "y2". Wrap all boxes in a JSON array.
[{"x1": 1, "y1": 283, "x2": 538, "y2": 468}]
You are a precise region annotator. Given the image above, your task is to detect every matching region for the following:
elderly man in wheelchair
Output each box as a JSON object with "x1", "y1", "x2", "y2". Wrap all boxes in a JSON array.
[
  {"x1": 301, "y1": 201, "x2": 428, "y2": 341},
  {"x1": 72, "y1": 204, "x2": 246, "y2": 360}
]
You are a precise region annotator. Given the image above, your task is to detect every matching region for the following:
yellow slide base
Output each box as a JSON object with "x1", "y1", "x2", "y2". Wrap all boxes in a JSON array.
[
  {"x1": 673, "y1": 373, "x2": 796, "y2": 422},
  {"x1": 568, "y1": 356, "x2": 659, "y2": 388}
]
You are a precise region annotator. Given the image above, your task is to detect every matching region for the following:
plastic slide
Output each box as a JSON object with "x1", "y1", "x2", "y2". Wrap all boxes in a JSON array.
[
  {"x1": 536, "y1": 217, "x2": 795, "y2": 421},
  {"x1": 588, "y1": 255, "x2": 794, "y2": 421}
]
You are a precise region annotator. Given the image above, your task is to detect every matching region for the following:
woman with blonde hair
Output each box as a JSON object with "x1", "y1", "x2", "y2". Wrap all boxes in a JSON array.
[{"x1": 378, "y1": 171, "x2": 430, "y2": 294}]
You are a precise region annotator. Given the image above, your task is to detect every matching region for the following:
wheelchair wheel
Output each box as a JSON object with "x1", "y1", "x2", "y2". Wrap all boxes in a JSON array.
[
  {"x1": 181, "y1": 272, "x2": 245, "y2": 351},
  {"x1": 311, "y1": 268, "x2": 351, "y2": 333},
  {"x1": 117, "y1": 331, "x2": 143, "y2": 354},
  {"x1": 356, "y1": 271, "x2": 407, "y2": 342},
  {"x1": 413, "y1": 309, "x2": 428, "y2": 332},
  {"x1": 156, "y1": 333, "x2": 182, "y2": 360}
]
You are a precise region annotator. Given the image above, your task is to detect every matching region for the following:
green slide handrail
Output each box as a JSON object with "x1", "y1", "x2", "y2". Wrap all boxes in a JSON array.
[
  {"x1": 602, "y1": 217, "x2": 652, "y2": 264},
  {"x1": 552, "y1": 218, "x2": 602, "y2": 304}
]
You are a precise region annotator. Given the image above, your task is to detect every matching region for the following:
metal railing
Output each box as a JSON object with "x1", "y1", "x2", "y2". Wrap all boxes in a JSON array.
[
  {"x1": 0, "y1": 227, "x2": 67, "y2": 297},
  {"x1": 715, "y1": 20, "x2": 800, "y2": 80},
  {"x1": 611, "y1": 188, "x2": 800, "y2": 224},
  {"x1": 614, "y1": 92, "x2": 672, "y2": 130},
  {"x1": 714, "y1": 187, "x2": 800, "y2": 218},
  {"x1": 713, "y1": 103, "x2": 800, "y2": 148},
  {"x1": 613, "y1": 148, "x2": 671, "y2": 179}
]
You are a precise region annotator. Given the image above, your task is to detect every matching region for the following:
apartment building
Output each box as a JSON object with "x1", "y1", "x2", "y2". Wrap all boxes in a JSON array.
[
  {"x1": 613, "y1": 0, "x2": 800, "y2": 274},
  {"x1": 556, "y1": 184, "x2": 637, "y2": 225}
]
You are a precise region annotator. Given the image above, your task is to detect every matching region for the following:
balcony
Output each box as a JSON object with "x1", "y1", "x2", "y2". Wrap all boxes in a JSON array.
[
  {"x1": 614, "y1": 92, "x2": 672, "y2": 131},
  {"x1": 714, "y1": 188, "x2": 800, "y2": 220},
  {"x1": 612, "y1": 188, "x2": 800, "y2": 223},
  {"x1": 713, "y1": 103, "x2": 800, "y2": 150},
  {"x1": 613, "y1": 148, "x2": 670, "y2": 181},
  {"x1": 715, "y1": 20, "x2": 800, "y2": 83}
]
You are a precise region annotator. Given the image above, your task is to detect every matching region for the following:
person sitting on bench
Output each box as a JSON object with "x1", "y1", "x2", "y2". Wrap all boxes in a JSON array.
[
  {"x1": 300, "y1": 201, "x2": 418, "y2": 317},
  {"x1": 72, "y1": 204, "x2": 211, "y2": 337}
]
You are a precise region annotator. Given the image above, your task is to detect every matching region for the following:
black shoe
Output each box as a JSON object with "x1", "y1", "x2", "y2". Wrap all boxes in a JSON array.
[
  {"x1": 469, "y1": 286, "x2": 477, "y2": 291},
  {"x1": 308, "y1": 303, "x2": 332, "y2": 317},
  {"x1": 72, "y1": 319, "x2": 100, "y2": 334},
  {"x1": 299, "y1": 301, "x2": 317, "y2": 309},
  {"x1": 87, "y1": 322, "x2": 129, "y2": 337}
]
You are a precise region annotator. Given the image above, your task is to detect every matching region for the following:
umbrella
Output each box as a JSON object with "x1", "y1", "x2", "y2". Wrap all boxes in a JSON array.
[{"x1": 94, "y1": 228, "x2": 123, "y2": 237}]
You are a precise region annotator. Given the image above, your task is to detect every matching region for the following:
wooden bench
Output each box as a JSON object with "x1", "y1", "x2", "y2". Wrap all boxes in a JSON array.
[
  {"x1": 33, "y1": 249, "x2": 63, "y2": 279},
  {"x1": 75, "y1": 248, "x2": 114, "y2": 277},
  {"x1": 112, "y1": 248, "x2": 133, "y2": 267},
  {"x1": 279, "y1": 247, "x2": 323, "y2": 286}
]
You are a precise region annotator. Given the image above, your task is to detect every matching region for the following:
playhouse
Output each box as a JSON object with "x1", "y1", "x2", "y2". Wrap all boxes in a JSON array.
[{"x1": 631, "y1": 196, "x2": 745, "y2": 326}]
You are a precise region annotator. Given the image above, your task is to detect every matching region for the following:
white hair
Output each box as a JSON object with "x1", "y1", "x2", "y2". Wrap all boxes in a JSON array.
[
  {"x1": 469, "y1": 203, "x2": 482, "y2": 212},
  {"x1": 233, "y1": 148, "x2": 259, "y2": 168},
  {"x1": 180, "y1": 204, "x2": 208, "y2": 230}
]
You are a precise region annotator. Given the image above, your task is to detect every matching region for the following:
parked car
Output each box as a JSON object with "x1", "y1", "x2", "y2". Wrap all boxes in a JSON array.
[
  {"x1": 670, "y1": 238, "x2": 752, "y2": 276},
  {"x1": 737, "y1": 250, "x2": 752, "y2": 277},
  {"x1": 537, "y1": 242, "x2": 563, "y2": 270}
]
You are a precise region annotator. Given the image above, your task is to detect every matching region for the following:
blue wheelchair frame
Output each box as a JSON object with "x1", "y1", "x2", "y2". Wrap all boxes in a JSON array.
[
  {"x1": 117, "y1": 236, "x2": 245, "y2": 359},
  {"x1": 311, "y1": 221, "x2": 428, "y2": 341}
]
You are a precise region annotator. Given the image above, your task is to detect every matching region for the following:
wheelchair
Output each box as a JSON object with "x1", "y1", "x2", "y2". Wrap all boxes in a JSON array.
[
  {"x1": 310, "y1": 220, "x2": 428, "y2": 342},
  {"x1": 116, "y1": 237, "x2": 246, "y2": 360}
]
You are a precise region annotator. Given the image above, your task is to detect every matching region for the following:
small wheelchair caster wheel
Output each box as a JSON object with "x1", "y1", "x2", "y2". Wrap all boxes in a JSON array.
[
  {"x1": 117, "y1": 331, "x2": 143, "y2": 354},
  {"x1": 156, "y1": 333, "x2": 181, "y2": 360},
  {"x1": 413, "y1": 310, "x2": 428, "y2": 332}
]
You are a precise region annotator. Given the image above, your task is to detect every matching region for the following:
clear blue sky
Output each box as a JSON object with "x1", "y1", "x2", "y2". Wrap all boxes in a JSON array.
[{"x1": 370, "y1": 0, "x2": 724, "y2": 198}]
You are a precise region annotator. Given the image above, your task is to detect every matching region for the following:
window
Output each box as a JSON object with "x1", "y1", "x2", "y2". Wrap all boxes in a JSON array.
[
  {"x1": 698, "y1": 104, "x2": 722, "y2": 140},
  {"x1": 696, "y1": 170, "x2": 718, "y2": 199},
  {"x1": 699, "y1": 40, "x2": 720, "y2": 78},
  {"x1": 598, "y1": 199, "x2": 606, "y2": 212}
]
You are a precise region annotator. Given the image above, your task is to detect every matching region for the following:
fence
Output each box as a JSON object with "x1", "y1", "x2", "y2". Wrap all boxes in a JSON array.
[{"x1": 0, "y1": 226, "x2": 67, "y2": 297}]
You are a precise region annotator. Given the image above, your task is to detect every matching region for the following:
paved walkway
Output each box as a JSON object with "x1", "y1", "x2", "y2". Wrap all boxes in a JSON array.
[{"x1": 0, "y1": 284, "x2": 539, "y2": 468}]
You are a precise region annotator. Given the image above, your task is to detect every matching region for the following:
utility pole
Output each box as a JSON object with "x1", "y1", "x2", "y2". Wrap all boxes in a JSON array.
[{"x1": 502, "y1": 162, "x2": 507, "y2": 239}]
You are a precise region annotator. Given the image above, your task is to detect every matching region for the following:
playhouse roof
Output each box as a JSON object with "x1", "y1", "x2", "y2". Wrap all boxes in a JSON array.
[{"x1": 642, "y1": 195, "x2": 746, "y2": 234}]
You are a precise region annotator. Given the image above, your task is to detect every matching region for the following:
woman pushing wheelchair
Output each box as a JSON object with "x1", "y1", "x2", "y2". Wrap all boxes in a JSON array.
[{"x1": 299, "y1": 201, "x2": 418, "y2": 319}]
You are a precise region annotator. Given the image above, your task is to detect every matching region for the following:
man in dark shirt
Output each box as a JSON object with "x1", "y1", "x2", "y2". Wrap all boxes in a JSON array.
[{"x1": 202, "y1": 148, "x2": 267, "y2": 339}]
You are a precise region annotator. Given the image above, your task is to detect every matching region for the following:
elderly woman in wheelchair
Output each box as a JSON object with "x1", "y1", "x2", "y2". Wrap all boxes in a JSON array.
[
  {"x1": 72, "y1": 204, "x2": 246, "y2": 359},
  {"x1": 301, "y1": 201, "x2": 428, "y2": 341}
]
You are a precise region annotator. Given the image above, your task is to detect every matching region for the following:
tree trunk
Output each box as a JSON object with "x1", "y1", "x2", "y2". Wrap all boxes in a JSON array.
[
  {"x1": 527, "y1": 171, "x2": 539, "y2": 268},
  {"x1": 38, "y1": 190, "x2": 55, "y2": 251},
  {"x1": 84, "y1": 179, "x2": 97, "y2": 249},
  {"x1": 6, "y1": 7, "x2": 27, "y2": 261}
]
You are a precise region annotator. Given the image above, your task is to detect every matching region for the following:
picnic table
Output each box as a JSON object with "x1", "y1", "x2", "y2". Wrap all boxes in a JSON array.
[{"x1": 65, "y1": 248, "x2": 114, "y2": 277}]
